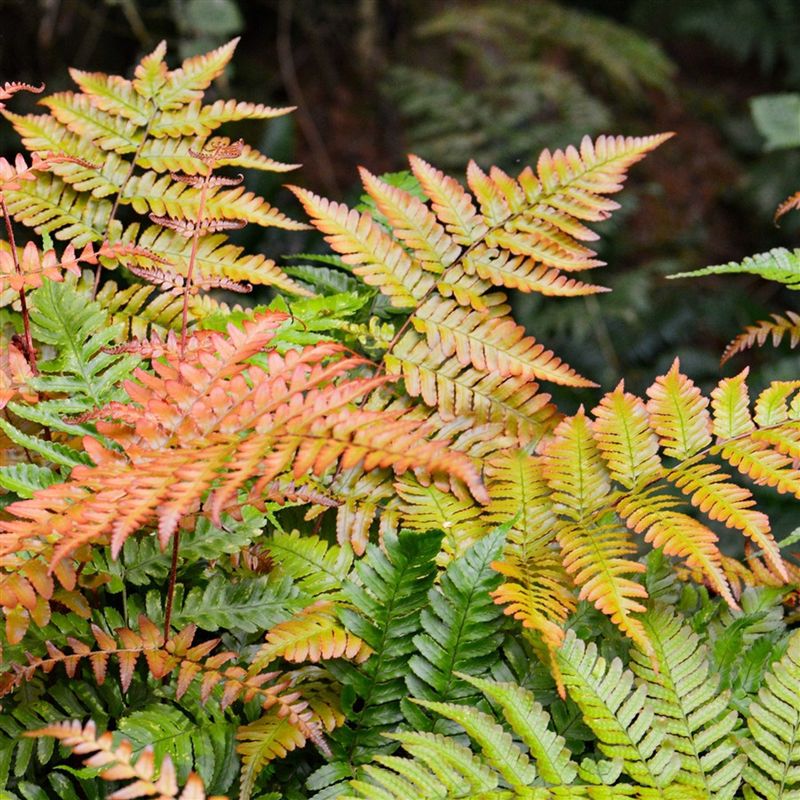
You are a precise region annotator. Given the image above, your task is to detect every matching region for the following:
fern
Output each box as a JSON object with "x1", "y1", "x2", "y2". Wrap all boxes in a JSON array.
[
  {"x1": 740, "y1": 629, "x2": 800, "y2": 799},
  {"x1": 631, "y1": 604, "x2": 744, "y2": 798},
  {"x1": 293, "y1": 133, "x2": 671, "y2": 447},
  {"x1": 25, "y1": 719, "x2": 221, "y2": 799},
  {"x1": 403, "y1": 528, "x2": 506, "y2": 731},
  {"x1": 116, "y1": 701, "x2": 238, "y2": 794},
  {"x1": 316, "y1": 530, "x2": 441, "y2": 793},
  {"x1": 3, "y1": 38, "x2": 308, "y2": 303},
  {"x1": 0, "y1": 313, "x2": 486, "y2": 641}
]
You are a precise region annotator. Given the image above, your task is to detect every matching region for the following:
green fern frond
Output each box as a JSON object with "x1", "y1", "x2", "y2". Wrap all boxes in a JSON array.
[
  {"x1": 412, "y1": 699, "x2": 539, "y2": 789},
  {"x1": 117, "y1": 701, "x2": 238, "y2": 794},
  {"x1": 404, "y1": 530, "x2": 506, "y2": 730},
  {"x1": 462, "y1": 674, "x2": 579, "y2": 785},
  {"x1": 670, "y1": 248, "x2": 800, "y2": 288},
  {"x1": 265, "y1": 529, "x2": 353, "y2": 598},
  {"x1": 556, "y1": 630, "x2": 681, "y2": 788},
  {"x1": 170, "y1": 574, "x2": 307, "y2": 634},
  {"x1": 740, "y1": 629, "x2": 800, "y2": 799},
  {"x1": 324, "y1": 530, "x2": 441, "y2": 770},
  {"x1": 631, "y1": 604, "x2": 744, "y2": 799}
]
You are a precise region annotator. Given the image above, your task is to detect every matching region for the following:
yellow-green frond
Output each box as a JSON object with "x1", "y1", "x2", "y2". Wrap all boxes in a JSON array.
[
  {"x1": 668, "y1": 463, "x2": 786, "y2": 580},
  {"x1": 711, "y1": 369, "x2": 755, "y2": 439},
  {"x1": 592, "y1": 382, "x2": 662, "y2": 489},
  {"x1": 645, "y1": 359, "x2": 712, "y2": 460},
  {"x1": 412, "y1": 297, "x2": 595, "y2": 386},
  {"x1": 753, "y1": 381, "x2": 800, "y2": 427},
  {"x1": 289, "y1": 185, "x2": 435, "y2": 307}
]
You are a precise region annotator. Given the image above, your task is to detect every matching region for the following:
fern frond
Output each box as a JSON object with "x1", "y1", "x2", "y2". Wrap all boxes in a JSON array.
[
  {"x1": 668, "y1": 463, "x2": 785, "y2": 580},
  {"x1": 68, "y1": 67, "x2": 151, "y2": 123},
  {"x1": 462, "y1": 673, "x2": 579, "y2": 785},
  {"x1": 4, "y1": 171, "x2": 113, "y2": 245},
  {"x1": 124, "y1": 224, "x2": 312, "y2": 294},
  {"x1": 344, "y1": 730, "x2": 498, "y2": 799},
  {"x1": 487, "y1": 450, "x2": 574, "y2": 652},
  {"x1": 645, "y1": 358, "x2": 712, "y2": 460},
  {"x1": 395, "y1": 474, "x2": 488, "y2": 560},
  {"x1": 592, "y1": 382, "x2": 662, "y2": 489},
  {"x1": 722, "y1": 312, "x2": 800, "y2": 365},
  {"x1": 465, "y1": 248, "x2": 609, "y2": 295},
  {"x1": 264, "y1": 529, "x2": 352, "y2": 597},
  {"x1": 328, "y1": 530, "x2": 441, "y2": 764},
  {"x1": 359, "y1": 167, "x2": 461, "y2": 273},
  {"x1": 151, "y1": 99, "x2": 294, "y2": 138},
  {"x1": 0, "y1": 80, "x2": 44, "y2": 109},
  {"x1": 541, "y1": 410, "x2": 611, "y2": 521},
  {"x1": 541, "y1": 411, "x2": 648, "y2": 647},
  {"x1": 408, "y1": 153, "x2": 488, "y2": 246},
  {"x1": 122, "y1": 171, "x2": 307, "y2": 230},
  {"x1": 236, "y1": 714, "x2": 305, "y2": 799},
  {"x1": 711, "y1": 369, "x2": 755, "y2": 438},
  {"x1": 385, "y1": 332, "x2": 560, "y2": 445},
  {"x1": 721, "y1": 437, "x2": 800, "y2": 499},
  {"x1": 670, "y1": 248, "x2": 800, "y2": 288},
  {"x1": 412, "y1": 699, "x2": 539, "y2": 789},
  {"x1": 0, "y1": 314, "x2": 487, "y2": 572},
  {"x1": 43, "y1": 91, "x2": 143, "y2": 153},
  {"x1": 153, "y1": 38, "x2": 239, "y2": 110},
  {"x1": 289, "y1": 186, "x2": 436, "y2": 307},
  {"x1": 25, "y1": 720, "x2": 220, "y2": 799},
  {"x1": 556, "y1": 630, "x2": 680, "y2": 788},
  {"x1": 411, "y1": 296, "x2": 594, "y2": 386},
  {"x1": 252, "y1": 600, "x2": 372, "y2": 668},
  {"x1": 617, "y1": 489, "x2": 734, "y2": 606},
  {"x1": 754, "y1": 381, "x2": 800, "y2": 427},
  {"x1": 636, "y1": 606, "x2": 743, "y2": 798},
  {"x1": 405, "y1": 530, "x2": 505, "y2": 728},
  {"x1": 740, "y1": 629, "x2": 800, "y2": 799}
]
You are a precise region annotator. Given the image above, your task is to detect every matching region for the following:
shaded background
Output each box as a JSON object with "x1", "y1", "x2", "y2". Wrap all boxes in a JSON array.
[{"x1": 1, "y1": 0, "x2": 800, "y2": 396}]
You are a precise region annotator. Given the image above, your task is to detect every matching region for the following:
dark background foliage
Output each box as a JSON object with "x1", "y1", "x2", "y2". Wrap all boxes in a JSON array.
[{"x1": 1, "y1": 0, "x2": 798, "y2": 395}]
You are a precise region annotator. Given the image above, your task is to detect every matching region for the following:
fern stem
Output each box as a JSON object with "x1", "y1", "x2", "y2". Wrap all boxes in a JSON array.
[
  {"x1": 92, "y1": 112, "x2": 157, "y2": 299},
  {"x1": 180, "y1": 179, "x2": 210, "y2": 356},
  {"x1": 1, "y1": 195, "x2": 37, "y2": 375},
  {"x1": 163, "y1": 529, "x2": 181, "y2": 635}
]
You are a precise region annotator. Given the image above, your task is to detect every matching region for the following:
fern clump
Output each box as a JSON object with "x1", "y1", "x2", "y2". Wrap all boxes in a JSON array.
[{"x1": 3, "y1": 25, "x2": 800, "y2": 800}]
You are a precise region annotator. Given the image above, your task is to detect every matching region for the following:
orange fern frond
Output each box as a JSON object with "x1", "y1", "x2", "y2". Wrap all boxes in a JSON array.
[
  {"x1": 0, "y1": 341, "x2": 36, "y2": 410},
  {"x1": 0, "y1": 312, "x2": 487, "y2": 575},
  {"x1": 412, "y1": 296, "x2": 595, "y2": 387},
  {"x1": 775, "y1": 190, "x2": 800, "y2": 224},
  {"x1": 26, "y1": 720, "x2": 223, "y2": 800},
  {"x1": 0, "y1": 81, "x2": 44, "y2": 110},
  {"x1": 252, "y1": 600, "x2": 372, "y2": 668},
  {"x1": 668, "y1": 462, "x2": 785, "y2": 579},
  {"x1": 721, "y1": 311, "x2": 800, "y2": 365},
  {"x1": 617, "y1": 489, "x2": 734, "y2": 606}
]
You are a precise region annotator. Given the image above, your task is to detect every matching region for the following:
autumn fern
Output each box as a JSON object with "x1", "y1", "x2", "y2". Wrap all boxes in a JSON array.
[{"x1": 1, "y1": 37, "x2": 309, "y2": 330}]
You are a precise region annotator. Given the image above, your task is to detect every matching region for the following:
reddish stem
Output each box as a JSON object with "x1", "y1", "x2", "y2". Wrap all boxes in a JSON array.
[
  {"x1": 1, "y1": 195, "x2": 37, "y2": 375},
  {"x1": 162, "y1": 529, "x2": 181, "y2": 635},
  {"x1": 180, "y1": 179, "x2": 209, "y2": 356}
]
